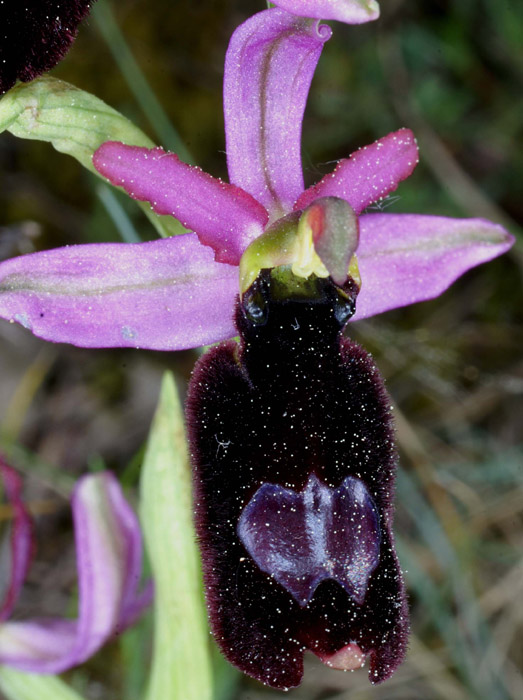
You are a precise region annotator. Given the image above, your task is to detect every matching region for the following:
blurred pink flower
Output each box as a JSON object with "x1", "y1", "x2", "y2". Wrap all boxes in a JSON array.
[{"x1": 0, "y1": 459, "x2": 152, "y2": 673}]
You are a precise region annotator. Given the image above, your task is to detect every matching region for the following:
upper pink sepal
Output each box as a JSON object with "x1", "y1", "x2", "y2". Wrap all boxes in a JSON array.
[
  {"x1": 0, "y1": 472, "x2": 152, "y2": 673},
  {"x1": 94, "y1": 143, "x2": 268, "y2": 265},
  {"x1": 272, "y1": 0, "x2": 380, "y2": 24},
  {"x1": 0, "y1": 235, "x2": 238, "y2": 350},
  {"x1": 295, "y1": 129, "x2": 418, "y2": 215},
  {"x1": 224, "y1": 9, "x2": 331, "y2": 217},
  {"x1": 352, "y1": 213, "x2": 515, "y2": 321}
]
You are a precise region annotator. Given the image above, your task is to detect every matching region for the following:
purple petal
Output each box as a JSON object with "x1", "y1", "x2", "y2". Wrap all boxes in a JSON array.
[
  {"x1": 0, "y1": 235, "x2": 238, "y2": 350},
  {"x1": 353, "y1": 214, "x2": 515, "y2": 320},
  {"x1": 238, "y1": 474, "x2": 381, "y2": 606},
  {"x1": 0, "y1": 472, "x2": 152, "y2": 673},
  {"x1": 0, "y1": 460, "x2": 33, "y2": 622},
  {"x1": 272, "y1": 0, "x2": 379, "y2": 24},
  {"x1": 224, "y1": 9, "x2": 331, "y2": 217},
  {"x1": 94, "y1": 143, "x2": 268, "y2": 265},
  {"x1": 0, "y1": 1, "x2": 94, "y2": 95},
  {"x1": 295, "y1": 129, "x2": 419, "y2": 215}
]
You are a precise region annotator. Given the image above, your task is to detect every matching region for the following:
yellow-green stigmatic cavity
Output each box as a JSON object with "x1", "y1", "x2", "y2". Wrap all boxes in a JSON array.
[
  {"x1": 295, "y1": 196, "x2": 359, "y2": 285},
  {"x1": 239, "y1": 196, "x2": 360, "y2": 295}
]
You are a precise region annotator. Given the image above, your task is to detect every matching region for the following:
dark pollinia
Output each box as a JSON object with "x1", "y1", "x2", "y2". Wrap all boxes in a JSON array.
[
  {"x1": 186, "y1": 271, "x2": 408, "y2": 690},
  {"x1": 0, "y1": 0, "x2": 95, "y2": 95}
]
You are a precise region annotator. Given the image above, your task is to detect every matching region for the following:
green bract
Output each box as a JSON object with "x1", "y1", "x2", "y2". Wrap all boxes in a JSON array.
[
  {"x1": 140, "y1": 373, "x2": 213, "y2": 700},
  {"x1": 0, "y1": 77, "x2": 184, "y2": 238}
]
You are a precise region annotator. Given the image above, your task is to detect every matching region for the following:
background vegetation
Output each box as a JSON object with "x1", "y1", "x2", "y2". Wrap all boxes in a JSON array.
[{"x1": 0, "y1": 0, "x2": 522, "y2": 698}]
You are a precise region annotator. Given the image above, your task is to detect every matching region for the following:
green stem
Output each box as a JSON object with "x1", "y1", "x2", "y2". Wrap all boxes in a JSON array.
[
  {"x1": 97, "y1": 184, "x2": 142, "y2": 243},
  {"x1": 92, "y1": 1, "x2": 193, "y2": 163},
  {"x1": 0, "y1": 669, "x2": 87, "y2": 700}
]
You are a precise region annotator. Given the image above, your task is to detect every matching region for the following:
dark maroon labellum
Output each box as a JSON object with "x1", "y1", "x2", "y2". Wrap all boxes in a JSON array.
[
  {"x1": 0, "y1": 1, "x2": 95, "y2": 95},
  {"x1": 186, "y1": 272, "x2": 408, "y2": 690}
]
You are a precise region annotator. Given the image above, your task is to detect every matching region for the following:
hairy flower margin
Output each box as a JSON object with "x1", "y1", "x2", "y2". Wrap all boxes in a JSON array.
[
  {"x1": 0, "y1": 3, "x2": 514, "y2": 692},
  {"x1": 0, "y1": 458, "x2": 152, "y2": 673}
]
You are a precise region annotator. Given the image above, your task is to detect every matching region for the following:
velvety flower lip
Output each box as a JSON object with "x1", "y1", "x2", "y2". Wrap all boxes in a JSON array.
[
  {"x1": 0, "y1": 469, "x2": 152, "y2": 673},
  {"x1": 271, "y1": 0, "x2": 380, "y2": 25},
  {"x1": 186, "y1": 274, "x2": 409, "y2": 689},
  {"x1": 0, "y1": 1, "x2": 95, "y2": 95},
  {"x1": 0, "y1": 6, "x2": 514, "y2": 352}
]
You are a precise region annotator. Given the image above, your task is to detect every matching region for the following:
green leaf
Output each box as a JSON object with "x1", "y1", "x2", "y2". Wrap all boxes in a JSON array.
[
  {"x1": 0, "y1": 668, "x2": 87, "y2": 700},
  {"x1": 140, "y1": 373, "x2": 213, "y2": 700},
  {"x1": 0, "y1": 77, "x2": 185, "y2": 238}
]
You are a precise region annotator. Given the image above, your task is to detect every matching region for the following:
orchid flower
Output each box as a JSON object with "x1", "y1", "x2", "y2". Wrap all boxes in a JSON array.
[
  {"x1": 0, "y1": 6, "x2": 513, "y2": 691},
  {"x1": 0, "y1": 459, "x2": 152, "y2": 673},
  {"x1": 0, "y1": 1, "x2": 95, "y2": 96},
  {"x1": 0, "y1": 10, "x2": 511, "y2": 350}
]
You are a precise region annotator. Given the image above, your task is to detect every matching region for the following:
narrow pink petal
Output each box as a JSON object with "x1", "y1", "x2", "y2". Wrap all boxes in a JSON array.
[
  {"x1": 0, "y1": 472, "x2": 152, "y2": 673},
  {"x1": 0, "y1": 460, "x2": 33, "y2": 622},
  {"x1": 0, "y1": 235, "x2": 238, "y2": 350},
  {"x1": 94, "y1": 143, "x2": 268, "y2": 265},
  {"x1": 224, "y1": 8, "x2": 331, "y2": 217},
  {"x1": 72, "y1": 473, "x2": 152, "y2": 664},
  {"x1": 272, "y1": 0, "x2": 379, "y2": 24},
  {"x1": 352, "y1": 214, "x2": 515, "y2": 321},
  {"x1": 295, "y1": 129, "x2": 419, "y2": 215}
]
